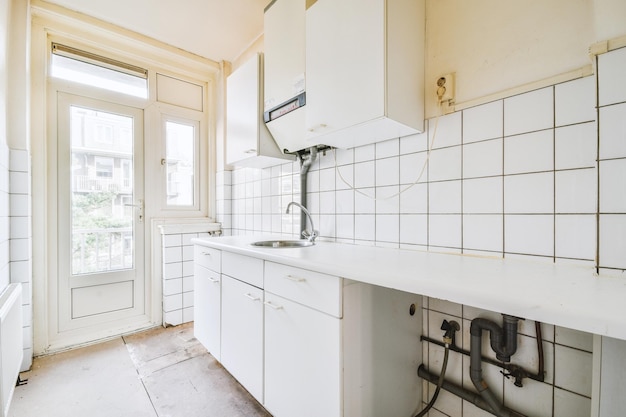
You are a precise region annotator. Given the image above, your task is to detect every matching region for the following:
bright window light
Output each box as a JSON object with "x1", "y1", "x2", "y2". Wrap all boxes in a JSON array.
[{"x1": 50, "y1": 44, "x2": 148, "y2": 99}]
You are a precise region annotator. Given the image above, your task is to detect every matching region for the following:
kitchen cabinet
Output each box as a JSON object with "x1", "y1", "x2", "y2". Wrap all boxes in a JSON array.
[
  {"x1": 220, "y1": 275, "x2": 264, "y2": 402},
  {"x1": 264, "y1": 263, "x2": 342, "y2": 417},
  {"x1": 226, "y1": 53, "x2": 294, "y2": 168},
  {"x1": 193, "y1": 246, "x2": 221, "y2": 360},
  {"x1": 305, "y1": 0, "x2": 425, "y2": 149}
]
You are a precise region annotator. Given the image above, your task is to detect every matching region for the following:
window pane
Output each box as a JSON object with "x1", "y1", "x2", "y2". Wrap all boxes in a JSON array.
[
  {"x1": 70, "y1": 106, "x2": 135, "y2": 274},
  {"x1": 165, "y1": 121, "x2": 195, "y2": 206},
  {"x1": 51, "y1": 54, "x2": 148, "y2": 99}
]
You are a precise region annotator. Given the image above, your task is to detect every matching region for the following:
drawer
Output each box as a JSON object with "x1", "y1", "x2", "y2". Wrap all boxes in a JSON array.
[
  {"x1": 222, "y1": 251, "x2": 264, "y2": 288},
  {"x1": 194, "y1": 245, "x2": 221, "y2": 272},
  {"x1": 265, "y1": 262, "x2": 342, "y2": 317}
]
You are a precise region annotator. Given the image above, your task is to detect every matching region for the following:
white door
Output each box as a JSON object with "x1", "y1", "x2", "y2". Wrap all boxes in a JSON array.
[{"x1": 53, "y1": 92, "x2": 148, "y2": 345}]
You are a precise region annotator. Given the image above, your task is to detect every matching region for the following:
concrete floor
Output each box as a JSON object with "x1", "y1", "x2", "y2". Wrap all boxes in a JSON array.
[{"x1": 9, "y1": 323, "x2": 271, "y2": 417}]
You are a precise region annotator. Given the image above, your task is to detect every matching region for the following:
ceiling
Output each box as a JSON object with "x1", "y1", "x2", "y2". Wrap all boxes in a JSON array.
[{"x1": 43, "y1": 0, "x2": 268, "y2": 63}]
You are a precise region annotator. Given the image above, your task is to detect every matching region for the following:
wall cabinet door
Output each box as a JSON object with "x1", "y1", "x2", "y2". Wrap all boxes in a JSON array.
[
  {"x1": 264, "y1": 292, "x2": 341, "y2": 417},
  {"x1": 193, "y1": 264, "x2": 221, "y2": 360},
  {"x1": 305, "y1": 0, "x2": 424, "y2": 149},
  {"x1": 221, "y1": 275, "x2": 264, "y2": 402}
]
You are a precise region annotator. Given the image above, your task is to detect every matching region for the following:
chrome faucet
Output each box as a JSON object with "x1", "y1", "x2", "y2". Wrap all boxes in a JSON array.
[{"x1": 286, "y1": 202, "x2": 318, "y2": 243}]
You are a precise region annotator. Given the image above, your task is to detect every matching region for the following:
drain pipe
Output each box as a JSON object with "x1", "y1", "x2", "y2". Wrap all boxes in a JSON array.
[
  {"x1": 296, "y1": 146, "x2": 318, "y2": 237},
  {"x1": 470, "y1": 315, "x2": 520, "y2": 417}
]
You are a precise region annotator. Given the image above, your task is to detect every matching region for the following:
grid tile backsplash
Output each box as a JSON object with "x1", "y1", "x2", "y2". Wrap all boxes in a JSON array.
[
  {"x1": 214, "y1": 47, "x2": 626, "y2": 417},
  {"x1": 220, "y1": 74, "x2": 602, "y2": 265}
]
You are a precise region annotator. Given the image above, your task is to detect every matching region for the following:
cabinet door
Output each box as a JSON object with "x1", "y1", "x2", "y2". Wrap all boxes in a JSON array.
[
  {"x1": 193, "y1": 264, "x2": 221, "y2": 360},
  {"x1": 264, "y1": 292, "x2": 341, "y2": 417},
  {"x1": 221, "y1": 276, "x2": 264, "y2": 402},
  {"x1": 305, "y1": 0, "x2": 384, "y2": 140}
]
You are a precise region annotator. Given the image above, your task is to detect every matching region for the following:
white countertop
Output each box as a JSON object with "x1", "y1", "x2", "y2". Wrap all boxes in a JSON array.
[{"x1": 192, "y1": 235, "x2": 626, "y2": 341}]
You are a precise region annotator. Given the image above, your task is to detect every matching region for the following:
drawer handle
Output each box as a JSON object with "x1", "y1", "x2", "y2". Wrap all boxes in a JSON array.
[
  {"x1": 208, "y1": 277, "x2": 220, "y2": 283},
  {"x1": 285, "y1": 275, "x2": 306, "y2": 283},
  {"x1": 264, "y1": 301, "x2": 283, "y2": 310},
  {"x1": 201, "y1": 251, "x2": 212, "y2": 256},
  {"x1": 244, "y1": 293, "x2": 261, "y2": 301}
]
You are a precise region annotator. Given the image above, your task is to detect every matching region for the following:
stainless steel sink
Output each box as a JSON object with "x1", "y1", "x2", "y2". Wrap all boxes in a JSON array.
[{"x1": 251, "y1": 240, "x2": 314, "y2": 248}]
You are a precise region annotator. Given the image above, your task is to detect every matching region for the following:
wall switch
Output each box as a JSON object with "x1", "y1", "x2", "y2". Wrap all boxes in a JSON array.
[{"x1": 436, "y1": 73, "x2": 455, "y2": 104}]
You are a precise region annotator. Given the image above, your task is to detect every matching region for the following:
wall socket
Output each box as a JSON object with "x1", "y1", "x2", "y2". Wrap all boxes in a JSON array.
[{"x1": 436, "y1": 73, "x2": 455, "y2": 104}]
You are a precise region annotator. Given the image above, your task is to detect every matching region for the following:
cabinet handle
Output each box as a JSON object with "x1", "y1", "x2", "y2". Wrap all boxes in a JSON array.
[
  {"x1": 307, "y1": 123, "x2": 327, "y2": 132},
  {"x1": 244, "y1": 293, "x2": 261, "y2": 301},
  {"x1": 244, "y1": 148, "x2": 257, "y2": 154},
  {"x1": 264, "y1": 301, "x2": 283, "y2": 310},
  {"x1": 208, "y1": 277, "x2": 219, "y2": 283},
  {"x1": 285, "y1": 275, "x2": 306, "y2": 283},
  {"x1": 201, "y1": 251, "x2": 211, "y2": 256}
]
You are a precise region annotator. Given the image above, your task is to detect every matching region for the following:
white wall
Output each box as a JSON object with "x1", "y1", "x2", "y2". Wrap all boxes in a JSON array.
[
  {"x1": 424, "y1": 0, "x2": 626, "y2": 116},
  {"x1": 0, "y1": 0, "x2": 11, "y2": 295}
]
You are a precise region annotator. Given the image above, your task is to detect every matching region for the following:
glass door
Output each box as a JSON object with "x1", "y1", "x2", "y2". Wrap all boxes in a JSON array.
[{"x1": 56, "y1": 92, "x2": 147, "y2": 338}]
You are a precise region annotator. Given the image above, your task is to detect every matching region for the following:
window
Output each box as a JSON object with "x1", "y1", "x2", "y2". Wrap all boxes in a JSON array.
[
  {"x1": 50, "y1": 43, "x2": 148, "y2": 99},
  {"x1": 164, "y1": 119, "x2": 198, "y2": 207}
]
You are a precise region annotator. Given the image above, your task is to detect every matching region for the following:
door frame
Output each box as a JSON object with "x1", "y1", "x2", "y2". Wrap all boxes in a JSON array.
[{"x1": 46, "y1": 87, "x2": 154, "y2": 351}]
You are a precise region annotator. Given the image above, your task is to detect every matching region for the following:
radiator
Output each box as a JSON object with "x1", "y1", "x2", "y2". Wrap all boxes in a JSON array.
[{"x1": 0, "y1": 284, "x2": 23, "y2": 417}]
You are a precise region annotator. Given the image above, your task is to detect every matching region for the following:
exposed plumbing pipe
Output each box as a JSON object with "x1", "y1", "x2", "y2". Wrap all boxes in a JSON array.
[
  {"x1": 296, "y1": 146, "x2": 318, "y2": 236},
  {"x1": 417, "y1": 366, "x2": 527, "y2": 417},
  {"x1": 469, "y1": 315, "x2": 520, "y2": 417}
]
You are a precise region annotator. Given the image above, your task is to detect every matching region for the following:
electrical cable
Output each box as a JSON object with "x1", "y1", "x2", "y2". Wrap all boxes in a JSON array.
[
  {"x1": 414, "y1": 341, "x2": 450, "y2": 417},
  {"x1": 332, "y1": 101, "x2": 444, "y2": 202}
]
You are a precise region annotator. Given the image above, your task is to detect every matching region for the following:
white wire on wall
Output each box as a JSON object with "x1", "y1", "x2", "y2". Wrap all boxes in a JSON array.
[{"x1": 332, "y1": 104, "x2": 444, "y2": 201}]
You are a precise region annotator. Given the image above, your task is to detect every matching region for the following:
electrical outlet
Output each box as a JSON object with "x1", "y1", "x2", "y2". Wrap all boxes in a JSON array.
[{"x1": 436, "y1": 73, "x2": 455, "y2": 104}]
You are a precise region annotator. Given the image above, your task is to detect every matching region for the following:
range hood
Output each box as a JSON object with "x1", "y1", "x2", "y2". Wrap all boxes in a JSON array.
[{"x1": 263, "y1": 0, "x2": 310, "y2": 154}]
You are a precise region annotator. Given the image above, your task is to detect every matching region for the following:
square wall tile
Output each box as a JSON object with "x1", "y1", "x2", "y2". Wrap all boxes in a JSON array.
[
  {"x1": 505, "y1": 215, "x2": 554, "y2": 257},
  {"x1": 555, "y1": 169, "x2": 597, "y2": 214},
  {"x1": 598, "y1": 46, "x2": 626, "y2": 107},
  {"x1": 400, "y1": 130, "x2": 428, "y2": 154},
  {"x1": 430, "y1": 111, "x2": 462, "y2": 149},
  {"x1": 504, "y1": 129, "x2": 553, "y2": 175},
  {"x1": 335, "y1": 189, "x2": 354, "y2": 214},
  {"x1": 375, "y1": 138, "x2": 399, "y2": 158},
  {"x1": 354, "y1": 188, "x2": 376, "y2": 214},
  {"x1": 599, "y1": 158, "x2": 626, "y2": 212},
  {"x1": 599, "y1": 214, "x2": 626, "y2": 269},
  {"x1": 429, "y1": 146, "x2": 462, "y2": 182},
  {"x1": 354, "y1": 161, "x2": 376, "y2": 188},
  {"x1": 335, "y1": 164, "x2": 353, "y2": 191},
  {"x1": 399, "y1": 214, "x2": 427, "y2": 245},
  {"x1": 555, "y1": 76, "x2": 596, "y2": 126},
  {"x1": 9, "y1": 171, "x2": 29, "y2": 194},
  {"x1": 354, "y1": 214, "x2": 375, "y2": 241},
  {"x1": 463, "y1": 100, "x2": 503, "y2": 143},
  {"x1": 463, "y1": 214, "x2": 503, "y2": 253},
  {"x1": 504, "y1": 87, "x2": 554, "y2": 136},
  {"x1": 375, "y1": 186, "x2": 399, "y2": 214},
  {"x1": 429, "y1": 180, "x2": 461, "y2": 214},
  {"x1": 554, "y1": 344, "x2": 593, "y2": 396},
  {"x1": 336, "y1": 214, "x2": 354, "y2": 240},
  {"x1": 514, "y1": 334, "x2": 554, "y2": 384},
  {"x1": 399, "y1": 151, "x2": 428, "y2": 185},
  {"x1": 555, "y1": 327, "x2": 593, "y2": 352},
  {"x1": 599, "y1": 103, "x2": 626, "y2": 160},
  {"x1": 375, "y1": 214, "x2": 399, "y2": 243},
  {"x1": 9, "y1": 149, "x2": 29, "y2": 172},
  {"x1": 375, "y1": 156, "x2": 399, "y2": 187},
  {"x1": 554, "y1": 388, "x2": 591, "y2": 417},
  {"x1": 355, "y1": 144, "x2": 375, "y2": 162},
  {"x1": 504, "y1": 378, "x2": 553, "y2": 417},
  {"x1": 463, "y1": 177, "x2": 503, "y2": 214},
  {"x1": 399, "y1": 183, "x2": 428, "y2": 214},
  {"x1": 504, "y1": 172, "x2": 554, "y2": 214},
  {"x1": 555, "y1": 214, "x2": 596, "y2": 261},
  {"x1": 429, "y1": 214, "x2": 461, "y2": 249},
  {"x1": 555, "y1": 122, "x2": 597, "y2": 170},
  {"x1": 463, "y1": 138, "x2": 503, "y2": 179},
  {"x1": 163, "y1": 234, "x2": 182, "y2": 247},
  {"x1": 319, "y1": 167, "x2": 335, "y2": 192}
]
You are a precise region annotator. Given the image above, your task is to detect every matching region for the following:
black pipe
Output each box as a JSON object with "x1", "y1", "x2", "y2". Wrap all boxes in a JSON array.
[
  {"x1": 418, "y1": 365, "x2": 527, "y2": 417},
  {"x1": 470, "y1": 314, "x2": 520, "y2": 417}
]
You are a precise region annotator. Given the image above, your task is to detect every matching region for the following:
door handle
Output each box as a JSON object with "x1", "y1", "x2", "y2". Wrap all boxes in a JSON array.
[{"x1": 124, "y1": 199, "x2": 144, "y2": 223}]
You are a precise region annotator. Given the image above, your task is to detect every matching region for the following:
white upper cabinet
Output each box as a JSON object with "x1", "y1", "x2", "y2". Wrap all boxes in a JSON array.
[
  {"x1": 226, "y1": 53, "x2": 294, "y2": 167},
  {"x1": 305, "y1": 0, "x2": 425, "y2": 149}
]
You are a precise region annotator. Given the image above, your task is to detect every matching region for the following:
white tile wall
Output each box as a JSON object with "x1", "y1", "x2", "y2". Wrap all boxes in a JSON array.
[
  {"x1": 8, "y1": 148, "x2": 32, "y2": 371},
  {"x1": 210, "y1": 48, "x2": 626, "y2": 417}
]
